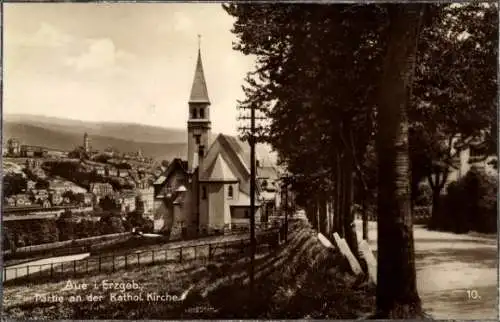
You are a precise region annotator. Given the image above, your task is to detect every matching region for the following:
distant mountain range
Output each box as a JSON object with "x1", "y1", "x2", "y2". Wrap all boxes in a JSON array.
[{"x1": 3, "y1": 114, "x2": 277, "y2": 163}]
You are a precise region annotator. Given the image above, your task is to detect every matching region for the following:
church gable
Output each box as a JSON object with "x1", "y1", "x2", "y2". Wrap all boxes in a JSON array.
[
  {"x1": 200, "y1": 135, "x2": 250, "y2": 190},
  {"x1": 201, "y1": 154, "x2": 238, "y2": 182}
]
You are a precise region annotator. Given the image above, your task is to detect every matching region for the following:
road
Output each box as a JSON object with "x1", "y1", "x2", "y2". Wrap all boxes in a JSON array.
[{"x1": 355, "y1": 220, "x2": 497, "y2": 320}]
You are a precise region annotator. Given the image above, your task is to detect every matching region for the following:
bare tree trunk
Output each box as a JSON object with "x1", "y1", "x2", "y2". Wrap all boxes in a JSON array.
[
  {"x1": 337, "y1": 153, "x2": 345, "y2": 237},
  {"x1": 375, "y1": 4, "x2": 424, "y2": 318},
  {"x1": 342, "y1": 152, "x2": 359, "y2": 257},
  {"x1": 362, "y1": 187, "x2": 369, "y2": 241}
]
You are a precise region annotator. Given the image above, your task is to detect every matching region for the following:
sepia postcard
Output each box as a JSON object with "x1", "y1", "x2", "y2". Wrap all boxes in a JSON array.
[{"x1": 1, "y1": 1, "x2": 498, "y2": 320}]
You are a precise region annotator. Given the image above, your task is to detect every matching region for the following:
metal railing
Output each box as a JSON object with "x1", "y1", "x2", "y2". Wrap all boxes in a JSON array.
[{"x1": 3, "y1": 223, "x2": 286, "y2": 285}]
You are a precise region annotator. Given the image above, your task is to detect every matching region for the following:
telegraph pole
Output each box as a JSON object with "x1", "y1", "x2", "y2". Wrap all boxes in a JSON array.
[
  {"x1": 249, "y1": 102, "x2": 256, "y2": 295},
  {"x1": 238, "y1": 105, "x2": 266, "y2": 299}
]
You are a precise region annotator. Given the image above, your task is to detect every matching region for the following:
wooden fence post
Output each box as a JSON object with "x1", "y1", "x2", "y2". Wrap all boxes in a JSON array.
[
  {"x1": 208, "y1": 244, "x2": 212, "y2": 260},
  {"x1": 15, "y1": 268, "x2": 18, "y2": 279},
  {"x1": 179, "y1": 248, "x2": 183, "y2": 263},
  {"x1": 152, "y1": 250, "x2": 155, "y2": 265},
  {"x1": 50, "y1": 263, "x2": 54, "y2": 277},
  {"x1": 194, "y1": 246, "x2": 197, "y2": 260},
  {"x1": 137, "y1": 253, "x2": 140, "y2": 266},
  {"x1": 125, "y1": 255, "x2": 128, "y2": 269},
  {"x1": 27, "y1": 265, "x2": 29, "y2": 279},
  {"x1": 112, "y1": 255, "x2": 115, "y2": 272},
  {"x1": 73, "y1": 260, "x2": 77, "y2": 277}
]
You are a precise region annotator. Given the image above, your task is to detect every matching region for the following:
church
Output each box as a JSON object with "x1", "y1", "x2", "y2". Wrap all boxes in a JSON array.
[{"x1": 153, "y1": 46, "x2": 281, "y2": 238}]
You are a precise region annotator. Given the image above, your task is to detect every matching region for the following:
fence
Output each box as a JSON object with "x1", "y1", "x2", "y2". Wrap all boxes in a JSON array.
[{"x1": 3, "y1": 225, "x2": 285, "y2": 286}]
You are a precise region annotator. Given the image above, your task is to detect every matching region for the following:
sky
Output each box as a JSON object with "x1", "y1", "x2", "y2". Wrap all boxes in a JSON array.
[{"x1": 3, "y1": 3, "x2": 256, "y2": 135}]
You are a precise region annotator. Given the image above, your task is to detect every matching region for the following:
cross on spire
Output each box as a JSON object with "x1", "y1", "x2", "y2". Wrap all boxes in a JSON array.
[{"x1": 189, "y1": 35, "x2": 210, "y2": 104}]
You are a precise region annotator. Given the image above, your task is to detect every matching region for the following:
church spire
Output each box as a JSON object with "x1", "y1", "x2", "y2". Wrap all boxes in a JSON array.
[{"x1": 189, "y1": 35, "x2": 210, "y2": 104}]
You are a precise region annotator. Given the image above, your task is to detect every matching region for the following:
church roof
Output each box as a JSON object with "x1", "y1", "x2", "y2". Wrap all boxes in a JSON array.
[
  {"x1": 201, "y1": 154, "x2": 237, "y2": 182},
  {"x1": 189, "y1": 49, "x2": 210, "y2": 104}
]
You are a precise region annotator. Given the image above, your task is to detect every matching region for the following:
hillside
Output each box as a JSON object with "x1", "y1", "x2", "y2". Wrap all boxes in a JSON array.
[{"x1": 3, "y1": 114, "x2": 277, "y2": 163}]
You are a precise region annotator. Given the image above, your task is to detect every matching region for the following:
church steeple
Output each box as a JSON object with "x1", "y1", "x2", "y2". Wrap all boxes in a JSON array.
[
  {"x1": 187, "y1": 36, "x2": 211, "y2": 173},
  {"x1": 189, "y1": 37, "x2": 210, "y2": 104}
]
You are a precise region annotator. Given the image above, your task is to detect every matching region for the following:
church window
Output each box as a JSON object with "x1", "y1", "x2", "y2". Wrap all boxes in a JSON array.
[
  {"x1": 202, "y1": 186, "x2": 207, "y2": 200},
  {"x1": 199, "y1": 108, "x2": 205, "y2": 119},
  {"x1": 191, "y1": 108, "x2": 197, "y2": 119},
  {"x1": 228, "y1": 185, "x2": 234, "y2": 199},
  {"x1": 195, "y1": 135, "x2": 201, "y2": 145}
]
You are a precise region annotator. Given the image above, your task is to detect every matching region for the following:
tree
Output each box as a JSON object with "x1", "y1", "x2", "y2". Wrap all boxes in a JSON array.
[
  {"x1": 56, "y1": 210, "x2": 76, "y2": 241},
  {"x1": 99, "y1": 195, "x2": 116, "y2": 211},
  {"x1": 374, "y1": 4, "x2": 424, "y2": 318},
  {"x1": 409, "y1": 3, "x2": 498, "y2": 224},
  {"x1": 35, "y1": 179, "x2": 50, "y2": 190},
  {"x1": 3, "y1": 173, "x2": 28, "y2": 197}
]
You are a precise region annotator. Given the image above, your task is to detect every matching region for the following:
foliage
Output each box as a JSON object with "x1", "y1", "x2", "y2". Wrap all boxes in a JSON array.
[
  {"x1": 125, "y1": 211, "x2": 154, "y2": 233},
  {"x1": 56, "y1": 210, "x2": 76, "y2": 241},
  {"x1": 68, "y1": 146, "x2": 89, "y2": 160},
  {"x1": 409, "y1": 3, "x2": 498, "y2": 218},
  {"x1": 99, "y1": 213, "x2": 126, "y2": 235},
  {"x1": 99, "y1": 195, "x2": 117, "y2": 211},
  {"x1": 3, "y1": 173, "x2": 27, "y2": 197},
  {"x1": 436, "y1": 166, "x2": 497, "y2": 233},
  {"x1": 414, "y1": 183, "x2": 433, "y2": 207}
]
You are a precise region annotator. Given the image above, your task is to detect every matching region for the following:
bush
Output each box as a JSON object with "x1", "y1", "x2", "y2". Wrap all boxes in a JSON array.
[
  {"x1": 436, "y1": 166, "x2": 497, "y2": 233},
  {"x1": 415, "y1": 183, "x2": 433, "y2": 207}
]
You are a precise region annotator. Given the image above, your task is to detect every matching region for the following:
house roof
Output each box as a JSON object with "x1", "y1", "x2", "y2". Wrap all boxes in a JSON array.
[
  {"x1": 189, "y1": 49, "x2": 210, "y2": 104},
  {"x1": 155, "y1": 158, "x2": 188, "y2": 187},
  {"x1": 260, "y1": 191, "x2": 276, "y2": 201},
  {"x1": 154, "y1": 175, "x2": 166, "y2": 185},
  {"x1": 201, "y1": 154, "x2": 238, "y2": 182},
  {"x1": 257, "y1": 166, "x2": 279, "y2": 180},
  {"x1": 230, "y1": 190, "x2": 262, "y2": 207}
]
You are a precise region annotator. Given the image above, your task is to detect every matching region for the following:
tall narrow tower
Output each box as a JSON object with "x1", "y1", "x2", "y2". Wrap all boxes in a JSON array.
[
  {"x1": 187, "y1": 37, "x2": 211, "y2": 172},
  {"x1": 83, "y1": 132, "x2": 90, "y2": 153}
]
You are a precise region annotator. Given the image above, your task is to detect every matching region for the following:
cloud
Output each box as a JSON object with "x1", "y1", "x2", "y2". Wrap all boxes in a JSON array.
[
  {"x1": 15, "y1": 22, "x2": 73, "y2": 48},
  {"x1": 65, "y1": 38, "x2": 135, "y2": 72}
]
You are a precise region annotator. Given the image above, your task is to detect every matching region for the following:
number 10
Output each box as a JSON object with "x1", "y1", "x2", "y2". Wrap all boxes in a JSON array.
[{"x1": 466, "y1": 289, "x2": 480, "y2": 300}]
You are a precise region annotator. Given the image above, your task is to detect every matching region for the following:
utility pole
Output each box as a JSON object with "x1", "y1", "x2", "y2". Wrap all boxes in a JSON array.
[
  {"x1": 249, "y1": 102, "x2": 256, "y2": 295},
  {"x1": 238, "y1": 105, "x2": 267, "y2": 299}
]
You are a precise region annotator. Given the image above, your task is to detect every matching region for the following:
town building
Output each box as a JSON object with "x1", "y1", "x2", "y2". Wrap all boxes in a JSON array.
[
  {"x1": 31, "y1": 189, "x2": 49, "y2": 202},
  {"x1": 50, "y1": 191, "x2": 63, "y2": 206},
  {"x1": 20, "y1": 145, "x2": 48, "y2": 158},
  {"x1": 26, "y1": 180, "x2": 37, "y2": 191},
  {"x1": 136, "y1": 186, "x2": 155, "y2": 215},
  {"x1": 116, "y1": 190, "x2": 137, "y2": 213},
  {"x1": 106, "y1": 167, "x2": 118, "y2": 177},
  {"x1": 118, "y1": 169, "x2": 129, "y2": 178},
  {"x1": 7, "y1": 138, "x2": 21, "y2": 156},
  {"x1": 11, "y1": 194, "x2": 32, "y2": 207},
  {"x1": 153, "y1": 46, "x2": 280, "y2": 238},
  {"x1": 83, "y1": 132, "x2": 91, "y2": 153},
  {"x1": 26, "y1": 158, "x2": 42, "y2": 169},
  {"x1": 89, "y1": 182, "x2": 114, "y2": 203},
  {"x1": 76, "y1": 192, "x2": 94, "y2": 206}
]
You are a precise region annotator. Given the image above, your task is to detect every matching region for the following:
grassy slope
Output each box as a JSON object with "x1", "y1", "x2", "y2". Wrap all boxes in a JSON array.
[{"x1": 2, "y1": 219, "x2": 375, "y2": 319}]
